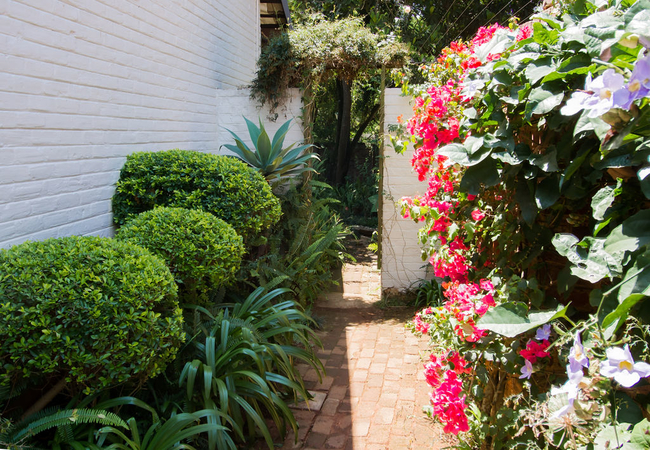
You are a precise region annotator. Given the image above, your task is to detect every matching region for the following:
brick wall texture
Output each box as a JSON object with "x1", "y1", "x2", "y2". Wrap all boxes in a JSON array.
[
  {"x1": 381, "y1": 88, "x2": 430, "y2": 291},
  {"x1": 0, "y1": 0, "x2": 303, "y2": 248}
]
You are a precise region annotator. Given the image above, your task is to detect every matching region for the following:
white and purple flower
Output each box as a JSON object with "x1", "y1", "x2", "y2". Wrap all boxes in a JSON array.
[
  {"x1": 600, "y1": 344, "x2": 650, "y2": 388},
  {"x1": 561, "y1": 69, "x2": 631, "y2": 117},
  {"x1": 550, "y1": 379, "x2": 580, "y2": 419},
  {"x1": 624, "y1": 55, "x2": 650, "y2": 107},
  {"x1": 519, "y1": 359, "x2": 533, "y2": 380},
  {"x1": 535, "y1": 324, "x2": 552, "y2": 341},
  {"x1": 568, "y1": 332, "x2": 589, "y2": 371},
  {"x1": 585, "y1": 69, "x2": 630, "y2": 117}
]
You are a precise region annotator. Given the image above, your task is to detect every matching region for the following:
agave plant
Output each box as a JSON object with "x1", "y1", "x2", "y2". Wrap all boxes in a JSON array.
[{"x1": 222, "y1": 117, "x2": 319, "y2": 186}]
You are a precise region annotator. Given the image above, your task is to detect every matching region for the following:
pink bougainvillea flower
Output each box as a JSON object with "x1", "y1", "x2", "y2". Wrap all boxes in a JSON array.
[
  {"x1": 413, "y1": 313, "x2": 430, "y2": 334},
  {"x1": 519, "y1": 360, "x2": 533, "y2": 379},
  {"x1": 520, "y1": 340, "x2": 550, "y2": 363},
  {"x1": 516, "y1": 23, "x2": 533, "y2": 41},
  {"x1": 455, "y1": 321, "x2": 487, "y2": 342},
  {"x1": 471, "y1": 209, "x2": 486, "y2": 221},
  {"x1": 447, "y1": 351, "x2": 472, "y2": 375},
  {"x1": 429, "y1": 371, "x2": 470, "y2": 434},
  {"x1": 479, "y1": 279, "x2": 494, "y2": 292},
  {"x1": 600, "y1": 344, "x2": 650, "y2": 388},
  {"x1": 424, "y1": 361, "x2": 442, "y2": 387}
]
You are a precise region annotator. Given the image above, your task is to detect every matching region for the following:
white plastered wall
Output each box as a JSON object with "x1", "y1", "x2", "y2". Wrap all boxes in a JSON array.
[
  {"x1": 0, "y1": 0, "x2": 303, "y2": 249},
  {"x1": 381, "y1": 88, "x2": 430, "y2": 291}
]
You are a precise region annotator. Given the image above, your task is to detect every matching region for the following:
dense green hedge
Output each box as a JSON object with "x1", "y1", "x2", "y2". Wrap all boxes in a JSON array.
[
  {"x1": 116, "y1": 207, "x2": 245, "y2": 305},
  {"x1": 0, "y1": 236, "x2": 184, "y2": 394},
  {"x1": 112, "y1": 150, "x2": 282, "y2": 239}
]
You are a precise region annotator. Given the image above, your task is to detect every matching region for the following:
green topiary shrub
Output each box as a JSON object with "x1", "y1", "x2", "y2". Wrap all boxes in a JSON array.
[
  {"x1": 111, "y1": 150, "x2": 282, "y2": 240},
  {"x1": 116, "y1": 207, "x2": 245, "y2": 305},
  {"x1": 0, "y1": 236, "x2": 184, "y2": 394}
]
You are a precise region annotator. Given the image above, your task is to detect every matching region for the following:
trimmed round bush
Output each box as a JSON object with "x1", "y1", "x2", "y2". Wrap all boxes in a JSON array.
[
  {"x1": 116, "y1": 207, "x2": 245, "y2": 304},
  {"x1": 0, "y1": 236, "x2": 184, "y2": 393},
  {"x1": 111, "y1": 150, "x2": 282, "y2": 239}
]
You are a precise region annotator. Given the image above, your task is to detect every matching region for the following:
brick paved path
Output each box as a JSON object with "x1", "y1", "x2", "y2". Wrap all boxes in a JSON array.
[{"x1": 278, "y1": 237, "x2": 452, "y2": 449}]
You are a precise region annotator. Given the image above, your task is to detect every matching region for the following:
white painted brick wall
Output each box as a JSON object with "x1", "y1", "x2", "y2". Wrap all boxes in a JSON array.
[
  {"x1": 381, "y1": 88, "x2": 431, "y2": 291},
  {"x1": 0, "y1": 0, "x2": 303, "y2": 248}
]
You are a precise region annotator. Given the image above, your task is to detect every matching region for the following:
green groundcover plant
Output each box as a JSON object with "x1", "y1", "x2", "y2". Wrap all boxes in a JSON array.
[{"x1": 396, "y1": 0, "x2": 650, "y2": 448}]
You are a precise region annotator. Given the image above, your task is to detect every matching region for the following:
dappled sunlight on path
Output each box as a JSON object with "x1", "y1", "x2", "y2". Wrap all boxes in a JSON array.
[{"x1": 279, "y1": 236, "x2": 452, "y2": 449}]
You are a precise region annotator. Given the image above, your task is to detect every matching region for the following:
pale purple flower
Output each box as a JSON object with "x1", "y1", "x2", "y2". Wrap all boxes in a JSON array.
[
  {"x1": 535, "y1": 324, "x2": 552, "y2": 341},
  {"x1": 550, "y1": 349, "x2": 591, "y2": 419},
  {"x1": 641, "y1": 36, "x2": 650, "y2": 49},
  {"x1": 568, "y1": 332, "x2": 589, "y2": 372},
  {"x1": 561, "y1": 91, "x2": 593, "y2": 116},
  {"x1": 624, "y1": 55, "x2": 650, "y2": 107},
  {"x1": 550, "y1": 380, "x2": 580, "y2": 418},
  {"x1": 600, "y1": 344, "x2": 650, "y2": 388},
  {"x1": 585, "y1": 69, "x2": 630, "y2": 117},
  {"x1": 566, "y1": 362, "x2": 584, "y2": 385},
  {"x1": 461, "y1": 79, "x2": 485, "y2": 100},
  {"x1": 519, "y1": 359, "x2": 533, "y2": 379}
]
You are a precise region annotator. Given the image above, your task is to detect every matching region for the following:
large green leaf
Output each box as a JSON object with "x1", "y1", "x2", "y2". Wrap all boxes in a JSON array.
[
  {"x1": 437, "y1": 143, "x2": 471, "y2": 166},
  {"x1": 535, "y1": 175, "x2": 561, "y2": 210},
  {"x1": 515, "y1": 178, "x2": 537, "y2": 225},
  {"x1": 530, "y1": 147, "x2": 559, "y2": 172},
  {"x1": 474, "y1": 28, "x2": 512, "y2": 62},
  {"x1": 552, "y1": 234, "x2": 622, "y2": 282},
  {"x1": 525, "y1": 87, "x2": 564, "y2": 119},
  {"x1": 270, "y1": 119, "x2": 292, "y2": 155},
  {"x1": 604, "y1": 209, "x2": 650, "y2": 257},
  {"x1": 638, "y1": 166, "x2": 650, "y2": 199},
  {"x1": 591, "y1": 179, "x2": 623, "y2": 221},
  {"x1": 630, "y1": 419, "x2": 650, "y2": 448},
  {"x1": 615, "y1": 250, "x2": 650, "y2": 302},
  {"x1": 524, "y1": 57, "x2": 557, "y2": 85},
  {"x1": 601, "y1": 294, "x2": 646, "y2": 331},
  {"x1": 460, "y1": 158, "x2": 499, "y2": 195},
  {"x1": 477, "y1": 303, "x2": 568, "y2": 338}
]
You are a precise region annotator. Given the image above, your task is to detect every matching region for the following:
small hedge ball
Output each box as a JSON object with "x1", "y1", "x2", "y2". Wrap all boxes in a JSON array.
[
  {"x1": 116, "y1": 207, "x2": 245, "y2": 304},
  {"x1": 111, "y1": 150, "x2": 282, "y2": 240},
  {"x1": 0, "y1": 236, "x2": 184, "y2": 394}
]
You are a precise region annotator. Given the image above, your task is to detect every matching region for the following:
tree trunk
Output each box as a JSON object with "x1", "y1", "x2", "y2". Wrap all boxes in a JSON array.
[
  {"x1": 335, "y1": 78, "x2": 352, "y2": 185},
  {"x1": 341, "y1": 102, "x2": 381, "y2": 181},
  {"x1": 22, "y1": 377, "x2": 67, "y2": 419}
]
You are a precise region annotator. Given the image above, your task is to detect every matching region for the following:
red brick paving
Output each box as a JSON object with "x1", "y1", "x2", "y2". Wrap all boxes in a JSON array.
[
  {"x1": 279, "y1": 306, "x2": 453, "y2": 449},
  {"x1": 273, "y1": 236, "x2": 454, "y2": 449}
]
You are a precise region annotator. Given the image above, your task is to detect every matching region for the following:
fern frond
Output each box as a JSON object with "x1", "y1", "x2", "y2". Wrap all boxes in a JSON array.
[{"x1": 11, "y1": 409, "x2": 127, "y2": 442}]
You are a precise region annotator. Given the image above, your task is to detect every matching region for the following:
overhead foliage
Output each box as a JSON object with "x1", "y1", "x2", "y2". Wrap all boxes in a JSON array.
[
  {"x1": 289, "y1": 0, "x2": 538, "y2": 57},
  {"x1": 250, "y1": 15, "x2": 407, "y2": 111}
]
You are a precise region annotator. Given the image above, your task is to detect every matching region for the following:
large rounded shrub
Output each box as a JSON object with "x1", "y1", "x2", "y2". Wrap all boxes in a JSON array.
[
  {"x1": 116, "y1": 207, "x2": 245, "y2": 304},
  {"x1": 111, "y1": 150, "x2": 282, "y2": 239},
  {"x1": 0, "y1": 236, "x2": 184, "y2": 394}
]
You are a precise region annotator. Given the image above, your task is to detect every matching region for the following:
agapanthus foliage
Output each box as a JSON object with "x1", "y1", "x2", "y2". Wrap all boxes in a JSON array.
[{"x1": 398, "y1": 0, "x2": 650, "y2": 447}]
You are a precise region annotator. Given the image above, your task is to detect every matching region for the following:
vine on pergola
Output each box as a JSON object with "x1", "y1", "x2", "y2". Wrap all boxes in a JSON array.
[{"x1": 251, "y1": 15, "x2": 408, "y2": 184}]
